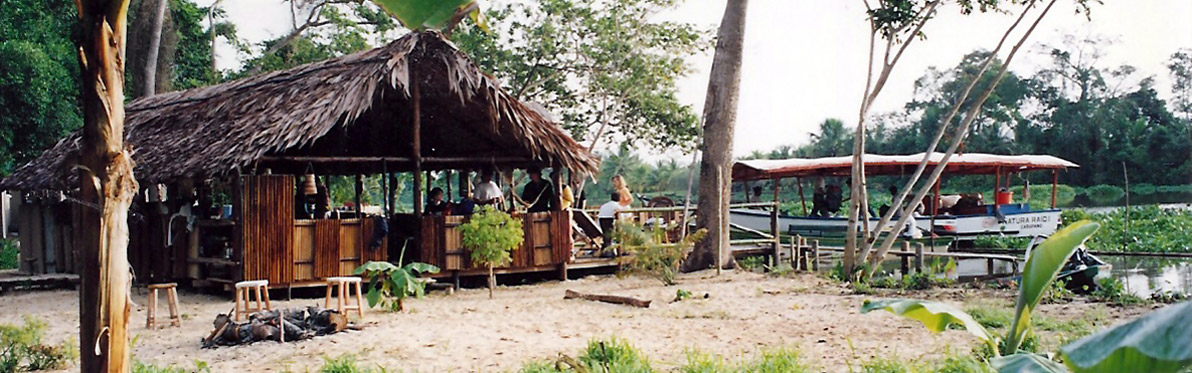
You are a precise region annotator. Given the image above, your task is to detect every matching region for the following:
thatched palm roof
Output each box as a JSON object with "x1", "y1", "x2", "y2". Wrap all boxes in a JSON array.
[{"x1": 0, "y1": 31, "x2": 598, "y2": 191}]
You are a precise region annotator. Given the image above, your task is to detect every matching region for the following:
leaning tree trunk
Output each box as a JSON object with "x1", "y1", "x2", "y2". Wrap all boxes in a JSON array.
[
  {"x1": 683, "y1": 0, "x2": 749, "y2": 272},
  {"x1": 76, "y1": 1, "x2": 138, "y2": 372}
]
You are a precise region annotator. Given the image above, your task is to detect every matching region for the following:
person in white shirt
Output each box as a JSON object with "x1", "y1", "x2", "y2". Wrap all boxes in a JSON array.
[
  {"x1": 597, "y1": 192, "x2": 626, "y2": 255},
  {"x1": 474, "y1": 170, "x2": 503, "y2": 206}
]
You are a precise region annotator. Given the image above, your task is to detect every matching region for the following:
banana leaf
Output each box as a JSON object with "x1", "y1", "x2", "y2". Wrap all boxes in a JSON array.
[
  {"x1": 861, "y1": 299, "x2": 996, "y2": 351},
  {"x1": 368, "y1": 0, "x2": 473, "y2": 30},
  {"x1": 991, "y1": 353, "x2": 1067, "y2": 373},
  {"x1": 1006, "y1": 220, "x2": 1099, "y2": 353},
  {"x1": 1060, "y1": 301, "x2": 1192, "y2": 373}
]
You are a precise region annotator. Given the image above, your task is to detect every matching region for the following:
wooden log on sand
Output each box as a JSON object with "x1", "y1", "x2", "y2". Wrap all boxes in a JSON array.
[{"x1": 564, "y1": 289, "x2": 651, "y2": 308}]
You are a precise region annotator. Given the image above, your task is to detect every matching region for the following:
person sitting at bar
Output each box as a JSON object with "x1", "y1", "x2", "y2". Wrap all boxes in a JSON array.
[
  {"x1": 424, "y1": 187, "x2": 450, "y2": 216},
  {"x1": 520, "y1": 167, "x2": 554, "y2": 213},
  {"x1": 598, "y1": 192, "x2": 626, "y2": 256},
  {"x1": 474, "y1": 169, "x2": 503, "y2": 206},
  {"x1": 453, "y1": 186, "x2": 476, "y2": 216}
]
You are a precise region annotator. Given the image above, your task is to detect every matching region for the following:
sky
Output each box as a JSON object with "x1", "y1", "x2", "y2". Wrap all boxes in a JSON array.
[{"x1": 199, "y1": 0, "x2": 1192, "y2": 159}]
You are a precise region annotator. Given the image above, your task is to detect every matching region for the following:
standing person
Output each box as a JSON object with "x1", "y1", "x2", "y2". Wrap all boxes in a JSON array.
[
  {"x1": 521, "y1": 167, "x2": 555, "y2": 213},
  {"x1": 611, "y1": 174, "x2": 633, "y2": 207},
  {"x1": 474, "y1": 169, "x2": 503, "y2": 206},
  {"x1": 598, "y1": 192, "x2": 626, "y2": 256}
]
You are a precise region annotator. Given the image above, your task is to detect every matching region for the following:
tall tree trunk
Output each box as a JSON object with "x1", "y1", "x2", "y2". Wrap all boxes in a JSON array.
[
  {"x1": 683, "y1": 0, "x2": 748, "y2": 272},
  {"x1": 141, "y1": 0, "x2": 168, "y2": 97},
  {"x1": 76, "y1": 1, "x2": 137, "y2": 372}
]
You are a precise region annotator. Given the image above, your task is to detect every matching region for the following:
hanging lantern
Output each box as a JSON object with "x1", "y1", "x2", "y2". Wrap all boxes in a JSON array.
[{"x1": 303, "y1": 174, "x2": 318, "y2": 195}]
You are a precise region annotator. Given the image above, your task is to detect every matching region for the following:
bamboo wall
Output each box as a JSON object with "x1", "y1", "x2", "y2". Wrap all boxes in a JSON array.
[
  {"x1": 238, "y1": 174, "x2": 387, "y2": 287},
  {"x1": 240, "y1": 175, "x2": 295, "y2": 284},
  {"x1": 421, "y1": 211, "x2": 572, "y2": 273}
]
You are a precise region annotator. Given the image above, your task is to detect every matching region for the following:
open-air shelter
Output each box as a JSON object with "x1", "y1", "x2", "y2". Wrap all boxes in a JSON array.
[{"x1": 0, "y1": 31, "x2": 600, "y2": 289}]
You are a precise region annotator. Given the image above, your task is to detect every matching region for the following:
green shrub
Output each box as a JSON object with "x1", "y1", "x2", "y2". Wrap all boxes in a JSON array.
[
  {"x1": 132, "y1": 360, "x2": 209, "y2": 373},
  {"x1": 354, "y1": 241, "x2": 439, "y2": 312},
  {"x1": 736, "y1": 347, "x2": 809, "y2": 372},
  {"x1": 577, "y1": 337, "x2": 653, "y2": 373},
  {"x1": 459, "y1": 207, "x2": 524, "y2": 298},
  {"x1": 1, "y1": 315, "x2": 76, "y2": 372},
  {"x1": 860, "y1": 355, "x2": 919, "y2": 373},
  {"x1": 1, "y1": 239, "x2": 18, "y2": 270},
  {"x1": 930, "y1": 351, "x2": 992, "y2": 373},
  {"x1": 1081, "y1": 206, "x2": 1192, "y2": 253},
  {"x1": 1156, "y1": 184, "x2": 1192, "y2": 193},
  {"x1": 737, "y1": 255, "x2": 766, "y2": 272},
  {"x1": 1010, "y1": 184, "x2": 1077, "y2": 209},
  {"x1": 1130, "y1": 183, "x2": 1157, "y2": 195},
  {"x1": 1042, "y1": 279, "x2": 1076, "y2": 304},
  {"x1": 618, "y1": 220, "x2": 706, "y2": 286},
  {"x1": 1083, "y1": 184, "x2": 1125, "y2": 204},
  {"x1": 1089, "y1": 277, "x2": 1145, "y2": 306}
]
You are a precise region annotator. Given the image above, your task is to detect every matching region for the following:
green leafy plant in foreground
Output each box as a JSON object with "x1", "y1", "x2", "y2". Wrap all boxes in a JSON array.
[
  {"x1": 1, "y1": 315, "x2": 77, "y2": 372},
  {"x1": 861, "y1": 220, "x2": 1192, "y2": 372},
  {"x1": 354, "y1": 241, "x2": 439, "y2": 312},
  {"x1": 459, "y1": 206, "x2": 523, "y2": 298}
]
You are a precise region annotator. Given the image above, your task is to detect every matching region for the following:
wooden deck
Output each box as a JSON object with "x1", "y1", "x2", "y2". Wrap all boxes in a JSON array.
[{"x1": 0, "y1": 270, "x2": 79, "y2": 293}]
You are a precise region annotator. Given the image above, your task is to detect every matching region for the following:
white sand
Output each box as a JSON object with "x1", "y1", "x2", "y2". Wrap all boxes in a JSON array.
[{"x1": 0, "y1": 271, "x2": 1138, "y2": 372}]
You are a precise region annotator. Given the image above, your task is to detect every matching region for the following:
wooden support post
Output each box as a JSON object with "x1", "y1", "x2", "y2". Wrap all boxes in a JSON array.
[
  {"x1": 900, "y1": 241, "x2": 910, "y2": 276},
  {"x1": 796, "y1": 177, "x2": 807, "y2": 216},
  {"x1": 914, "y1": 243, "x2": 924, "y2": 274},
  {"x1": 810, "y1": 239, "x2": 820, "y2": 271},
  {"x1": 557, "y1": 263, "x2": 568, "y2": 281},
  {"x1": 987, "y1": 258, "x2": 995, "y2": 276},
  {"x1": 771, "y1": 178, "x2": 780, "y2": 259},
  {"x1": 382, "y1": 160, "x2": 388, "y2": 214},
  {"x1": 1051, "y1": 170, "x2": 1058, "y2": 209},
  {"x1": 411, "y1": 72, "x2": 423, "y2": 217},
  {"x1": 789, "y1": 236, "x2": 798, "y2": 270},
  {"x1": 445, "y1": 170, "x2": 452, "y2": 203},
  {"x1": 354, "y1": 174, "x2": 363, "y2": 216}
]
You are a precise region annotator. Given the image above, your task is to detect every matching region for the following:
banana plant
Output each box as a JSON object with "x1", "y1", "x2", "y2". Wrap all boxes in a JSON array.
[
  {"x1": 354, "y1": 241, "x2": 439, "y2": 312},
  {"x1": 861, "y1": 220, "x2": 1192, "y2": 372},
  {"x1": 367, "y1": 0, "x2": 486, "y2": 33}
]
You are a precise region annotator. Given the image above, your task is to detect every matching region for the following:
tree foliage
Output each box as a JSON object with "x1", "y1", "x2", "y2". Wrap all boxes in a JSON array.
[
  {"x1": 459, "y1": 206, "x2": 524, "y2": 298},
  {"x1": 450, "y1": 0, "x2": 711, "y2": 152},
  {"x1": 0, "y1": 0, "x2": 80, "y2": 176}
]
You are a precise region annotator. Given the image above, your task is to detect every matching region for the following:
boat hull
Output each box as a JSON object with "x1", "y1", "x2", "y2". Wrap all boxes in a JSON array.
[{"x1": 730, "y1": 207, "x2": 1063, "y2": 241}]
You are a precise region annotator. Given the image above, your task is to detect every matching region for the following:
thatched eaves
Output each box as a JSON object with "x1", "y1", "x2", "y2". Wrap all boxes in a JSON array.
[{"x1": 0, "y1": 31, "x2": 598, "y2": 191}]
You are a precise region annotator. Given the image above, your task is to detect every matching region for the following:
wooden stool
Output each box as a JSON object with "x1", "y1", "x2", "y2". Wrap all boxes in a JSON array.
[
  {"x1": 234, "y1": 280, "x2": 271, "y2": 321},
  {"x1": 146, "y1": 283, "x2": 181, "y2": 329},
  {"x1": 324, "y1": 277, "x2": 364, "y2": 318}
]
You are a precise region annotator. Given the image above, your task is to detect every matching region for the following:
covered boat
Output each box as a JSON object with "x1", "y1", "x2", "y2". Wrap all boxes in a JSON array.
[{"x1": 730, "y1": 152, "x2": 1078, "y2": 242}]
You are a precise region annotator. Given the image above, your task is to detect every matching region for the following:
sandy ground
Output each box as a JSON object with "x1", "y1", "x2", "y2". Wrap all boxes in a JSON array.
[{"x1": 0, "y1": 271, "x2": 1149, "y2": 372}]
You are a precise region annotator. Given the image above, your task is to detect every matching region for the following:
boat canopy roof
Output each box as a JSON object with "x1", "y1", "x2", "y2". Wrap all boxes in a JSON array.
[{"x1": 732, "y1": 152, "x2": 1078, "y2": 181}]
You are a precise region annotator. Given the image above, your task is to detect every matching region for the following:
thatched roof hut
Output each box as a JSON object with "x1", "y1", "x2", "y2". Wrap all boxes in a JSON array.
[{"x1": 0, "y1": 31, "x2": 598, "y2": 191}]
